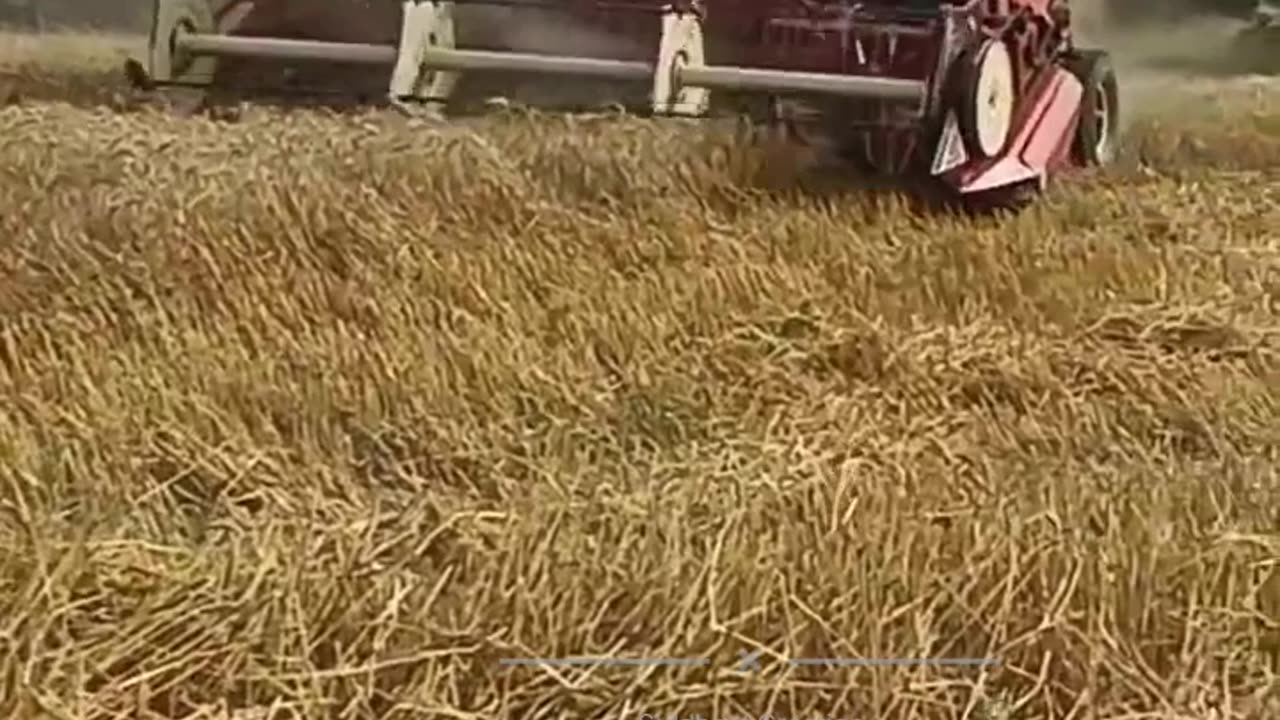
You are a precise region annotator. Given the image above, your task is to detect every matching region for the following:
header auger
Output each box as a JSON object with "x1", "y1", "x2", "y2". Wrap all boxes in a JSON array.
[{"x1": 125, "y1": 0, "x2": 1121, "y2": 209}]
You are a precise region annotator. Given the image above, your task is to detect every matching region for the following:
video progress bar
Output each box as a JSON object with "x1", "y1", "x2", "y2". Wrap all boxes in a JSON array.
[
  {"x1": 499, "y1": 658, "x2": 711, "y2": 667},
  {"x1": 790, "y1": 658, "x2": 1000, "y2": 667}
]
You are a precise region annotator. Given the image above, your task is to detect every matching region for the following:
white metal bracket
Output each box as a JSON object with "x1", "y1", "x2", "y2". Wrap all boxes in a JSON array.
[
  {"x1": 931, "y1": 110, "x2": 968, "y2": 175},
  {"x1": 389, "y1": 0, "x2": 459, "y2": 119},
  {"x1": 652, "y1": 7, "x2": 710, "y2": 116}
]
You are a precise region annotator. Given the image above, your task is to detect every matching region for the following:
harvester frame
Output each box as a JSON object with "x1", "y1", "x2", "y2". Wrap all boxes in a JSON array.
[{"x1": 126, "y1": 0, "x2": 1121, "y2": 210}]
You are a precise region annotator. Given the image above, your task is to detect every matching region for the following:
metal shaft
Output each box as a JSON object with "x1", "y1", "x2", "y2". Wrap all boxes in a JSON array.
[
  {"x1": 174, "y1": 32, "x2": 926, "y2": 102},
  {"x1": 418, "y1": 49, "x2": 651, "y2": 80},
  {"x1": 682, "y1": 65, "x2": 925, "y2": 102},
  {"x1": 177, "y1": 33, "x2": 397, "y2": 64},
  {"x1": 176, "y1": 33, "x2": 651, "y2": 80}
]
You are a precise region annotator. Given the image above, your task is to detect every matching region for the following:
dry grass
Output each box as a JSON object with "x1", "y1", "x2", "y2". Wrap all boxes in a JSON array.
[
  {"x1": 0, "y1": 30, "x2": 139, "y2": 104},
  {"x1": 1, "y1": 31, "x2": 1280, "y2": 720}
]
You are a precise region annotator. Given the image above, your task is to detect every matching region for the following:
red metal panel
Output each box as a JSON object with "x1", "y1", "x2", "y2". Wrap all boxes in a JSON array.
[{"x1": 943, "y1": 64, "x2": 1082, "y2": 193}]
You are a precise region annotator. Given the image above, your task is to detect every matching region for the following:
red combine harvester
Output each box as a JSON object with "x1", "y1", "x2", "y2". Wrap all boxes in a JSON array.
[{"x1": 127, "y1": 0, "x2": 1121, "y2": 208}]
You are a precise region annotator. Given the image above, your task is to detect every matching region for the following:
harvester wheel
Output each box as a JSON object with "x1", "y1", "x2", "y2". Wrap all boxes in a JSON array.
[
  {"x1": 1064, "y1": 49, "x2": 1119, "y2": 167},
  {"x1": 953, "y1": 38, "x2": 1016, "y2": 160}
]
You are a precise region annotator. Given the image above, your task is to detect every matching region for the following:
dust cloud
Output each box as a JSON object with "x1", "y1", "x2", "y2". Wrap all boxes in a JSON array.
[
  {"x1": 450, "y1": 4, "x2": 652, "y2": 107},
  {"x1": 18, "y1": 0, "x2": 145, "y2": 30},
  {"x1": 457, "y1": 6, "x2": 645, "y2": 59},
  {"x1": 1069, "y1": 0, "x2": 1279, "y2": 126}
]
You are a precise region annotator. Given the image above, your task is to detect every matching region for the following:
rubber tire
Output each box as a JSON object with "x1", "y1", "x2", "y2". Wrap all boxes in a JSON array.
[
  {"x1": 951, "y1": 39, "x2": 1016, "y2": 160},
  {"x1": 1064, "y1": 49, "x2": 1120, "y2": 167}
]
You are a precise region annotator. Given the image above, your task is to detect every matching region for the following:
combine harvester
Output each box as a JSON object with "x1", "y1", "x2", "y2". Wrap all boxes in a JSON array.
[{"x1": 125, "y1": 0, "x2": 1121, "y2": 210}]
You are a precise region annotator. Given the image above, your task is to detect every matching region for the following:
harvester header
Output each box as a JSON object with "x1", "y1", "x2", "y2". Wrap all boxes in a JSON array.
[{"x1": 128, "y1": 0, "x2": 1121, "y2": 208}]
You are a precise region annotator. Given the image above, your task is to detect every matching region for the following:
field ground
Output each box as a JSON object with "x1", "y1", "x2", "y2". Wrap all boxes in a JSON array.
[{"x1": 1, "y1": 29, "x2": 1280, "y2": 720}]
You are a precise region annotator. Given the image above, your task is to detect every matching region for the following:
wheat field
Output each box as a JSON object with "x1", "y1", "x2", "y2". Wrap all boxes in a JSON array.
[{"x1": 0, "y1": 28, "x2": 1279, "y2": 720}]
